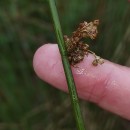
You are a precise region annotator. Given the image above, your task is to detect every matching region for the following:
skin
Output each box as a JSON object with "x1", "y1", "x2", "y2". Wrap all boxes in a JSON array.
[{"x1": 33, "y1": 43, "x2": 130, "y2": 120}]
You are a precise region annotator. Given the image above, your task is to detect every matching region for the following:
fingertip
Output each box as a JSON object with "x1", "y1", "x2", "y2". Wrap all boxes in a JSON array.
[
  {"x1": 33, "y1": 44, "x2": 49, "y2": 77},
  {"x1": 33, "y1": 44, "x2": 57, "y2": 78},
  {"x1": 33, "y1": 44, "x2": 65, "y2": 88}
]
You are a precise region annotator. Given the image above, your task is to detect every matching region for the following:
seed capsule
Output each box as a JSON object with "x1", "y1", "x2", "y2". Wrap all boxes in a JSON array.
[{"x1": 64, "y1": 20, "x2": 104, "y2": 66}]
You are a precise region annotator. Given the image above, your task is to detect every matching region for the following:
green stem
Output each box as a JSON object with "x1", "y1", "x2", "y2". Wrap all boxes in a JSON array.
[{"x1": 48, "y1": 0, "x2": 86, "y2": 130}]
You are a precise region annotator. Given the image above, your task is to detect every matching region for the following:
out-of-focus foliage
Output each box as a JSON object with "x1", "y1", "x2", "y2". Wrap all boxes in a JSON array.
[{"x1": 0, "y1": 0, "x2": 130, "y2": 130}]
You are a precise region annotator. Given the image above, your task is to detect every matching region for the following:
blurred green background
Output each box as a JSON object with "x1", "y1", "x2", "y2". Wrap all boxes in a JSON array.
[{"x1": 0, "y1": 0, "x2": 130, "y2": 130}]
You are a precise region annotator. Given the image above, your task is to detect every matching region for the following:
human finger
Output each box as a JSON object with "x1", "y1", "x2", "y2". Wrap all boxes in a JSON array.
[{"x1": 33, "y1": 44, "x2": 130, "y2": 120}]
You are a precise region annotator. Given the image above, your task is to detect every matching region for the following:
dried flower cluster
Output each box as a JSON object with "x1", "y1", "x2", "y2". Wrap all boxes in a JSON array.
[{"x1": 64, "y1": 20, "x2": 104, "y2": 66}]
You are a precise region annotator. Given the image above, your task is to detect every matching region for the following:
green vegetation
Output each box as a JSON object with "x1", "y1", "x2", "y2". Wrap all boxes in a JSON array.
[
  {"x1": 49, "y1": 0, "x2": 86, "y2": 129},
  {"x1": 0, "y1": 0, "x2": 130, "y2": 130}
]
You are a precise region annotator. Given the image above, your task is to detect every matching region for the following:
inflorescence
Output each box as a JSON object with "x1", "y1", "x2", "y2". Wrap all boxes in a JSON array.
[{"x1": 64, "y1": 20, "x2": 104, "y2": 66}]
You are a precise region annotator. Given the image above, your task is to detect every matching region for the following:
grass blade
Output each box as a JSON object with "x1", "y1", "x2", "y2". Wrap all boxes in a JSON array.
[{"x1": 48, "y1": 0, "x2": 86, "y2": 129}]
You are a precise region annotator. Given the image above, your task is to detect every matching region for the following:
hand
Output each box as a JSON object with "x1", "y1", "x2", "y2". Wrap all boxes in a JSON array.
[{"x1": 33, "y1": 43, "x2": 130, "y2": 120}]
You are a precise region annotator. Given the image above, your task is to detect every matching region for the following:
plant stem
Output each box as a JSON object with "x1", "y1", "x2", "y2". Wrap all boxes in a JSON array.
[{"x1": 48, "y1": 0, "x2": 86, "y2": 129}]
